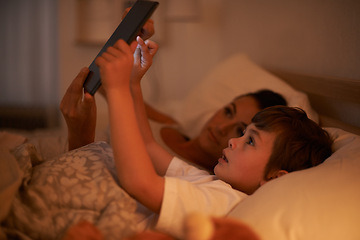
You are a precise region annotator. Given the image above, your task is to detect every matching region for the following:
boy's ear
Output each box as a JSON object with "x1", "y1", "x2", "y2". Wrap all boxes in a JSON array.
[
  {"x1": 260, "y1": 170, "x2": 289, "y2": 186},
  {"x1": 273, "y1": 169, "x2": 289, "y2": 178}
]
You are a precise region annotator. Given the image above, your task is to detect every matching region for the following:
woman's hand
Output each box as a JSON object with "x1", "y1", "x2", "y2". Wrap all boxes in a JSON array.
[
  {"x1": 131, "y1": 37, "x2": 159, "y2": 85},
  {"x1": 60, "y1": 68, "x2": 96, "y2": 150}
]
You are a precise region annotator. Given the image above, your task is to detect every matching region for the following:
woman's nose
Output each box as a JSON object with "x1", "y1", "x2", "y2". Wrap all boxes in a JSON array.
[{"x1": 217, "y1": 122, "x2": 236, "y2": 136}]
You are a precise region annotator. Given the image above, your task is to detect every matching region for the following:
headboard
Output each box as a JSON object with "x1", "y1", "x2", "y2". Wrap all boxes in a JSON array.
[{"x1": 268, "y1": 70, "x2": 360, "y2": 135}]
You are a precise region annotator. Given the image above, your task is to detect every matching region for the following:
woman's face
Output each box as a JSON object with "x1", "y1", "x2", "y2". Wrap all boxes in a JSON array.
[{"x1": 197, "y1": 96, "x2": 260, "y2": 164}]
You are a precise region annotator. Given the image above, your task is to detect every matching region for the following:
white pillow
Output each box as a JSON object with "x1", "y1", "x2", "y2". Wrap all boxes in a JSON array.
[
  {"x1": 227, "y1": 128, "x2": 360, "y2": 240},
  {"x1": 157, "y1": 54, "x2": 318, "y2": 138}
]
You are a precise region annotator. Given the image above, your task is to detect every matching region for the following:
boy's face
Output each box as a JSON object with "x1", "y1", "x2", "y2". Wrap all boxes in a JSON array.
[{"x1": 214, "y1": 123, "x2": 276, "y2": 195}]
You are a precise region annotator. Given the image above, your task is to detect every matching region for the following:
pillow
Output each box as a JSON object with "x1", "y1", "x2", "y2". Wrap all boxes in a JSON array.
[
  {"x1": 153, "y1": 54, "x2": 318, "y2": 138},
  {"x1": 227, "y1": 128, "x2": 360, "y2": 240}
]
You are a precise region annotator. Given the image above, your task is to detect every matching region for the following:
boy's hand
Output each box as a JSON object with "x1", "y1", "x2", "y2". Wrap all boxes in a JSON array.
[
  {"x1": 131, "y1": 36, "x2": 159, "y2": 84},
  {"x1": 95, "y1": 39, "x2": 137, "y2": 94},
  {"x1": 60, "y1": 68, "x2": 96, "y2": 150}
]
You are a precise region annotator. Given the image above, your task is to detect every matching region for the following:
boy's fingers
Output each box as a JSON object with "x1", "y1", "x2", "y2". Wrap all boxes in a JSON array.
[
  {"x1": 137, "y1": 37, "x2": 149, "y2": 56},
  {"x1": 113, "y1": 39, "x2": 128, "y2": 51},
  {"x1": 130, "y1": 40, "x2": 138, "y2": 53},
  {"x1": 133, "y1": 46, "x2": 141, "y2": 64},
  {"x1": 111, "y1": 39, "x2": 136, "y2": 55},
  {"x1": 138, "y1": 37, "x2": 158, "y2": 58},
  {"x1": 137, "y1": 36, "x2": 145, "y2": 45},
  {"x1": 101, "y1": 51, "x2": 117, "y2": 62},
  {"x1": 145, "y1": 40, "x2": 158, "y2": 56},
  {"x1": 95, "y1": 56, "x2": 106, "y2": 67}
]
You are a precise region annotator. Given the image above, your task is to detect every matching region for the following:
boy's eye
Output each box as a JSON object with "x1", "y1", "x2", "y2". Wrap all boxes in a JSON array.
[{"x1": 246, "y1": 136, "x2": 254, "y2": 146}]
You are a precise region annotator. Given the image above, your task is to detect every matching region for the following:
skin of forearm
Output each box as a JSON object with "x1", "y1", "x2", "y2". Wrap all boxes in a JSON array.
[
  {"x1": 130, "y1": 82, "x2": 172, "y2": 176},
  {"x1": 67, "y1": 131, "x2": 95, "y2": 151},
  {"x1": 130, "y1": 83, "x2": 155, "y2": 144},
  {"x1": 106, "y1": 88, "x2": 164, "y2": 213}
]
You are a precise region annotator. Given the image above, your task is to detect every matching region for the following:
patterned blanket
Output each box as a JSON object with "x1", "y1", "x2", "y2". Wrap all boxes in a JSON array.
[{"x1": 2, "y1": 141, "x2": 141, "y2": 240}]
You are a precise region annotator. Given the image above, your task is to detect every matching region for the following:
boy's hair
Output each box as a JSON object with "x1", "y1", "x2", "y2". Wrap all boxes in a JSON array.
[
  {"x1": 242, "y1": 89, "x2": 287, "y2": 109},
  {"x1": 252, "y1": 106, "x2": 333, "y2": 180}
]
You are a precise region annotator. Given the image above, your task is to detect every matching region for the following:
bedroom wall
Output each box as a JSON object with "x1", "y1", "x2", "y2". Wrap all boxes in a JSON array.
[
  {"x1": 220, "y1": 0, "x2": 360, "y2": 79},
  {"x1": 58, "y1": 0, "x2": 360, "y2": 132}
]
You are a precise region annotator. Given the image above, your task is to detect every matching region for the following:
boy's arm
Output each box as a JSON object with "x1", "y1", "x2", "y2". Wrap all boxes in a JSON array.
[
  {"x1": 96, "y1": 39, "x2": 166, "y2": 213},
  {"x1": 130, "y1": 37, "x2": 173, "y2": 175}
]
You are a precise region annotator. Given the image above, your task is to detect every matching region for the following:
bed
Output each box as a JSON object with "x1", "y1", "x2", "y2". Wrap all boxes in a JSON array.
[{"x1": 1, "y1": 54, "x2": 359, "y2": 240}]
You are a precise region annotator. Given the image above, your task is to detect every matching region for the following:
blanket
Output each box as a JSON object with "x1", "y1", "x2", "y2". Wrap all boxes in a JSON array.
[{"x1": 2, "y1": 141, "x2": 141, "y2": 240}]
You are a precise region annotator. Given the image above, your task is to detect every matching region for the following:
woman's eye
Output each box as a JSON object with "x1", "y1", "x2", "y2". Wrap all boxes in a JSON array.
[{"x1": 224, "y1": 107, "x2": 233, "y2": 118}]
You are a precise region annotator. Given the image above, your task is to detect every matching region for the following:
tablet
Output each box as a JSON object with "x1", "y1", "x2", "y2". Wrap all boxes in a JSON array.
[{"x1": 83, "y1": 0, "x2": 159, "y2": 95}]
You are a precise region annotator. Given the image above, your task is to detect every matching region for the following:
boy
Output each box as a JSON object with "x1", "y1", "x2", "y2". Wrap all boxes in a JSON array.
[{"x1": 89, "y1": 37, "x2": 333, "y2": 239}]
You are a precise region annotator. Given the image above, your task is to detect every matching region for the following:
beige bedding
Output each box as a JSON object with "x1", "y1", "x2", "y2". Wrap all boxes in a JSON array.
[{"x1": 1, "y1": 140, "x2": 141, "y2": 240}]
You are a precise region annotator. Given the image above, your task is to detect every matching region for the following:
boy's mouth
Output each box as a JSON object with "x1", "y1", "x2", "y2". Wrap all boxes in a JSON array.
[{"x1": 221, "y1": 152, "x2": 229, "y2": 163}]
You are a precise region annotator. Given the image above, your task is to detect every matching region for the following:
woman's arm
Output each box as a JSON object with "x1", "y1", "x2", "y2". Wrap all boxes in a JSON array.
[{"x1": 145, "y1": 103, "x2": 178, "y2": 125}]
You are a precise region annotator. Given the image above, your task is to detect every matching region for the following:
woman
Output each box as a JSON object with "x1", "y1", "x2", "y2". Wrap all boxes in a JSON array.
[{"x1": 144, "y1": 90, "x2": 286, "y2": 170}]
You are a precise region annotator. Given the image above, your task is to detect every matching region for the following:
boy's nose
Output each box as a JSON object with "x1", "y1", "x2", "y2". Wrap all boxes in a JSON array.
[
  {"x1": 228, "y1": 138, "x2": 235, "y2": 149},
  {"x1": 228, "y1": 136, "x2": 244, "y2": 149}
]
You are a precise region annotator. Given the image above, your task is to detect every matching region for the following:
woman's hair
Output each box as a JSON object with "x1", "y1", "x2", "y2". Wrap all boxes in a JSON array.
[
  {"x1": 252, "y1": 106, "x2": 333, "y2": 180},
  {"x1": 242, "y1": 89, "x2": 287, "y2": 109}
]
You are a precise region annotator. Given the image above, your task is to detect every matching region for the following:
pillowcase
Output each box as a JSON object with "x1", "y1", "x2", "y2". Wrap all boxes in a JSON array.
[
  {"x1": 227, "y1": 128, "x2": 360, "y2": 240},
  {"x1": 153, "y1": 54, "x2": 318, "y2": 138}
]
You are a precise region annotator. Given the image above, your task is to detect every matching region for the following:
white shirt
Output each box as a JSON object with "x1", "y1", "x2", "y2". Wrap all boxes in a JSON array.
[{"x1": 154, "y1": 157, "x2": 247, "y2": 239}]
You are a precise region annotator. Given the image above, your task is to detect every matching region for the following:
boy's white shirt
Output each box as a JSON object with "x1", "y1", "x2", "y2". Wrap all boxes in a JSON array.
[{"x1": 139, "y1": 156, "x2": 248, "y2": 239}]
